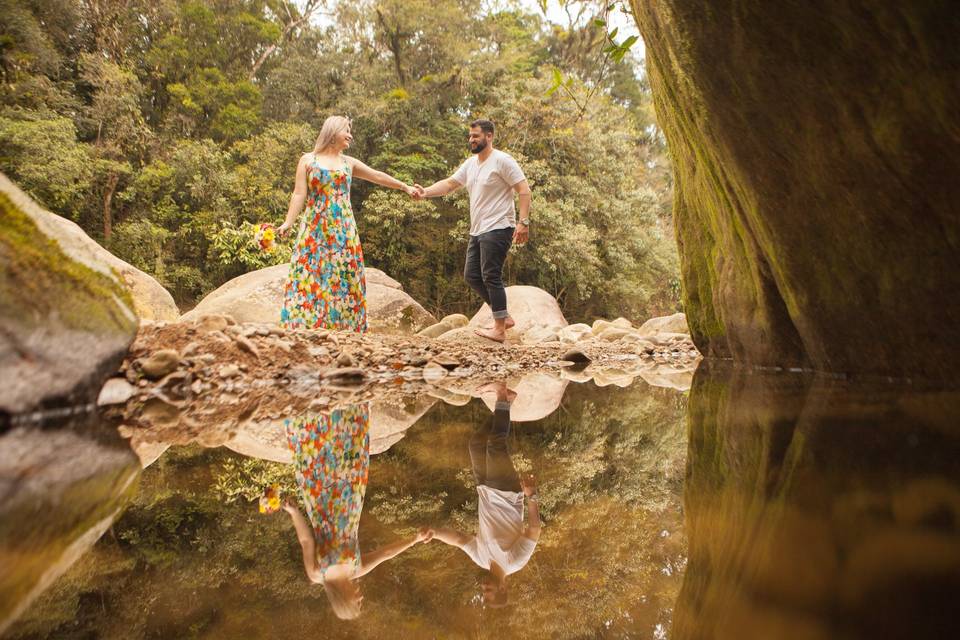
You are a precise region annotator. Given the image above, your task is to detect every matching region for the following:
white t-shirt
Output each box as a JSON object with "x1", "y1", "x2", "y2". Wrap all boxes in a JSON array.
[
  {"x1": 451, "y1": 149, "x2": 527, "y2": 236},
  {"x1": 460, "y1": 485, "x2": 537, "y2": 575}
]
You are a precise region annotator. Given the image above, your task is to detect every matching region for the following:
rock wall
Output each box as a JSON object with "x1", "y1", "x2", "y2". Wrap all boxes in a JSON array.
[{"x1": 630, "y1": 1, "x2": 960, "y2": 380}]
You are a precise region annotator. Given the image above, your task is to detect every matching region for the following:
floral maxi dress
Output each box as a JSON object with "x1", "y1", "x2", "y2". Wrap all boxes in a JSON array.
[
  {"x1": 285, "y1": 403, "x2": 370, "y2": 574},
  {"x1": 280, "y1": 157, "x2": 367, "y2": 332}
]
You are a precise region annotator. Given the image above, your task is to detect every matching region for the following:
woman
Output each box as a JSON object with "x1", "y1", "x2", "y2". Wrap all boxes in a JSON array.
[
  {"x1": 282, "y1": 403, "x2": 433, "y2": 620},
  {"x1": 277, "y1": 115, "x2": 419, "y2": 332}
]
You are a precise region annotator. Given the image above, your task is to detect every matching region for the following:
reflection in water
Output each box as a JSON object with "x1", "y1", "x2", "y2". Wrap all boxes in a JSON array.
[
  {"x1": 7, "y1": 377, "x2": 689, "y2": 638},
  {"x1": 433, "y1": 383, "x2": 541, "y2": 607},
  {"x1": 281, "y1": 403, "x2": 430, "y2": 619},
  {"x1": 676, "y1": 364, "x2": 960, "y2": 640}
]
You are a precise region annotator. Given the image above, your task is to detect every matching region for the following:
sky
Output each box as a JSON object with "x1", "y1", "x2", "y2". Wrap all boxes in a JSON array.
[{"x1": 516, "y1": 0, "x2": 646, "y2": 60}]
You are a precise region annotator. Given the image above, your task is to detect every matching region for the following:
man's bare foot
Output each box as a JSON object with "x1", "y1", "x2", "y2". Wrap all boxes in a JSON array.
[
  {"x1": 477, "y1": 382, "x2": 518, "y2": 402},
  {"x1": 475, "y1": 327, "x2": 506, "y2": 343},
  {"x1": 483, "y1": 316, "x2": 515, "y2": 331}
]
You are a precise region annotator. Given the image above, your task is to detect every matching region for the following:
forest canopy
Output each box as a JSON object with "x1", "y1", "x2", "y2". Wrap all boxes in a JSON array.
[{"x1": 0, "y1": 0, "x2": 677, "y2": 321}]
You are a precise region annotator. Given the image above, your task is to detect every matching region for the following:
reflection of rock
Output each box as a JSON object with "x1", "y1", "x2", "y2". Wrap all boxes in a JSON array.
[
  {"x1": 223, "y1": 395, "x2": 438, "y2": 461},
  {"x1": 0, "y1": 173, "x2": 139, "y2": 413},
  {"x1": 429, "y1": 371, "x2": 568, "y2": 422},
  {"x1": 675, "y1": 364, "x2": 960, "y2": 639},
  {"x1": 180, "y1": 264, "x2": 436, "y2": 333},
  {"x1": 0, "y1": 426, "x2": 139, "y2": 635}
]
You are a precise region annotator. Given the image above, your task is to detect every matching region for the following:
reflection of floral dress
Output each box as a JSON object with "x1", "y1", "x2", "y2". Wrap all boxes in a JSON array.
[
  {"x1": 286, "y1": 403, "x2": 370, "y2": 574},
  {"x1": 280, "y1": 157, "x2": 367, "y2": 332}
]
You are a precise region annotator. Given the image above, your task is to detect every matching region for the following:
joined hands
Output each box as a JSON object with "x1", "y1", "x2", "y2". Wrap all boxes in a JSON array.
[{"x1": 406, "y1": 183, "x2": 425, "y2": 200}]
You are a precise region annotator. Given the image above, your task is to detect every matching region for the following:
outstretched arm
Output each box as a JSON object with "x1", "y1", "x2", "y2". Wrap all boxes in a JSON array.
[
  {"x1": 355, "y1": 527, "x2": 433, "y2": 578},
  {"x1": 346, "y1": 156, "x2": 417, "y2": 196},
  {"x1": 431, "y1": 526, "x2": 473, "y2": 548},
  {"x1": 278, "y1": 154, "x2": 310, "y2": 236},
  {"x1": 418, "y1": 177, "x2": 463, "y2": 198},
  {"x1": 284, "y1": 503, "x2": 322, "y2": 583}
]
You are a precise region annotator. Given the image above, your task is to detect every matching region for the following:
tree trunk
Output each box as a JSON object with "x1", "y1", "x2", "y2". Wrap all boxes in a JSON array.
[{"x1": 102, "y1": 173, "x2": 119, "y2": 240}]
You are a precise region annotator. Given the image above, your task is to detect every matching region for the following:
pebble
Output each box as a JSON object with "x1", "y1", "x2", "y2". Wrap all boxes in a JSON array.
[
  {"x1": 97, "y1": 378, "x2": 136, "y2": 406},
  {"x1": 337, "y1": 352, "x2": 355, "y2": 367},
  {"x1": 138, "y1": 349, "x2": 180, "y2": 379}
]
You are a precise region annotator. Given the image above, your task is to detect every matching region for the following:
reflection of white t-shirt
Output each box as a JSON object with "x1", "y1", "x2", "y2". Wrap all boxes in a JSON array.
[
  {"x1": 451, "y1": 149, "x2": 527, "y2": 236},
  {"x1": 461, "y1": 486, "x2": 537, "y2": 575}
]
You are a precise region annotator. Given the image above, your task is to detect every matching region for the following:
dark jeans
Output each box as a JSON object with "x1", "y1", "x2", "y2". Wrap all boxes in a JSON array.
[
  {"x1": 464, "y1": 227, "x2": 514, "y2": 319},
  {"x1": 469, "y1": 403, "x2": 520, "y2": 492}
]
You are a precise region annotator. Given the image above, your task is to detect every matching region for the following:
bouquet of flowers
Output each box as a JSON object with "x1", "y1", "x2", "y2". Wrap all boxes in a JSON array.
[
  {"x1": 254, "y1": 223, "x2": 276, "y2": 252},
  {"x1": 259, "y1": 483, "x2": 282, "y2": 514}
]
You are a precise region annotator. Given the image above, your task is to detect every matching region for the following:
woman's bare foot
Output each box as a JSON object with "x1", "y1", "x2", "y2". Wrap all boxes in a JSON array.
[{"x1": 475, "y1": 327, "x2": 506, "y2": 342}]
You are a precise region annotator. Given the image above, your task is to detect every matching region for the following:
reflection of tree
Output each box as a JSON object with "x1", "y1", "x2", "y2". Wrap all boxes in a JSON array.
[{"x1": 11, "y1": 382, "x2": 688, "y2": 639}]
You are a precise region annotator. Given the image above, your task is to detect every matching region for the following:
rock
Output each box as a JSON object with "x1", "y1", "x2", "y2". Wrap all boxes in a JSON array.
[
  {"x1": 322, "y1": 367, "x2": 366, "y2": 384},
  {"x1": 468, "y1": 285, "x2": 567, "y2": 337},
  {"x1": 560, "y1": 348, "x2": 591, "y2": 364},
  {"x1": 139, "y1": 397, "x2": 181, "y2": 427},
  {"x1": 633, "y1": 3, "x2": 960, "y2": 378},
  {"x1": 0, "y1": 174, "x2": 140, "y2": 414},
  {"x1": 559, "y1": 323, "x2": 594, "y2": 344},
  {"x1": 179, "y1": 265, "x2": 436, "y2": 334},
  {"x1": 137, "y1": 349, "x2": 180, "y2": 380},
  {"x1": 309, "y1": 346, "x2": 331, "y2": 359},
  {"x1": 612, "y1": 317, "x2": 633, "y2": 329},
  {"x1": 637, "y1": 313, "x2": 689, "y2": 336},
  {"x1": 431, "y1": 355, "x2": 460, "y2": 371},
  {"x1": 336, "y1": 352, "x2": 354, "y2": 367},
  {"x1": 441, "y1": 313, "x2": 469, "y2": 328},
  {"x1": 436, "y1": 326, "x2": 507, "y2": 346},
  {"x1": 418, "y1": 321, "x2": 454, "y2": 338},
  {"x1": 598, "y1": 327, "x2": 633, "y2": 342},
  {"x1": 422, "y1": 361, "x2": 449, "y2": 383},
  {"x1": 522, "y1": 324, "x2": 561, "y2": 345},
  {"x1": 218, "y1": 364, "x2": 241, "y2": 378},
  {"x1": 234, "y1": 334, "x2": 259, "y2": 358},
  {"x1": 96, "y1": 378, "x2": 136, "y2": 406},
  {"x1": 591, "y1": 319, "x2": 614, "y2": 335}
]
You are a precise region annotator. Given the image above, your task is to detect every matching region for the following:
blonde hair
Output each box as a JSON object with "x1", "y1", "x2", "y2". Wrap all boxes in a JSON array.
[
  {"x1": 313, "y1": 115, "x2": 351, "y2": 154},
  {"x1": 324, "y1": 577, "x2": 361, "y2": 620}
]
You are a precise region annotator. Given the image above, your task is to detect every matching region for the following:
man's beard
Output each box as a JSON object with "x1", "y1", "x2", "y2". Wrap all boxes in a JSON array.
[{"x1": 470, "y1": 139, "x2": 488, "y2": 154}]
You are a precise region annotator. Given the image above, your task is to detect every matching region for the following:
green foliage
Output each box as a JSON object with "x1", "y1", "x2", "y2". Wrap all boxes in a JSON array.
[{"x1": 1, "y1": 0, "x2": 677, "y2": 318}]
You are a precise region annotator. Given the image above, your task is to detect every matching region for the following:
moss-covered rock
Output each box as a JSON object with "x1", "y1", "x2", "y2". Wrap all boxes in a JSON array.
[
  {"x1": 0, "y1": 173, "x2": 138, "y2": 413},
  {"x1": 629, "y1": 1, "x2": 960, "y2": 379}
]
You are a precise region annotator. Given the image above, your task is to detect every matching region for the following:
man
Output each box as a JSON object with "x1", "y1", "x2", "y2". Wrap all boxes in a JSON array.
[
  {"x1": 415, "y1": 119, "x2": 532, "y2": 342},
  {"x1": 430, "y1": 382, "x2": 541, "y2": 607}
]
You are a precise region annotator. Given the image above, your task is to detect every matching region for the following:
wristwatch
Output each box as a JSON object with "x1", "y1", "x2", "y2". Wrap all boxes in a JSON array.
[{"x1": 518, "y1": 218, "x2": 531, "y2": 227}]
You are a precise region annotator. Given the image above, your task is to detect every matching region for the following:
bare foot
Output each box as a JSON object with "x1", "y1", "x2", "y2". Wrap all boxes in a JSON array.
[
  {"x1": 483, "y1": 316, "x2": 515, "y2": 331},
  {"x1": 475, "y1": 327, "x2": 506, "y2": 343}
]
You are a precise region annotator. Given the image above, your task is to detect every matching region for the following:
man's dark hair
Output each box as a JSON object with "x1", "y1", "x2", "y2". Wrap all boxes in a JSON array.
[{"x1": 470, "y1": 119, "x2": 495, "y2": 135}]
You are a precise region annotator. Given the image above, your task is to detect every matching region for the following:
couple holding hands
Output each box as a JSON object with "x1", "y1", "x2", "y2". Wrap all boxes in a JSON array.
[{"x1": 277, "y1": 116, "x2": 532, "y2": 343}]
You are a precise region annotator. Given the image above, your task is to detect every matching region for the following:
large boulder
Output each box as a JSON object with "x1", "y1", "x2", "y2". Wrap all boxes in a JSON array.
[
  {"x1": 0, "y1": 174, "x2": 139, "y2": 413},
  {"x1": 638, "y1": 312, "x2": 688, "y2": 336},
  {"x1": 181, "y1": 264, "x2": 436, "y2": 333},
  {"x1": 630, "y1": 1, "x2": 960, "y2": 380},
  {"x1": 458, "y1": 285, "x2": 567, "y2": 340}
]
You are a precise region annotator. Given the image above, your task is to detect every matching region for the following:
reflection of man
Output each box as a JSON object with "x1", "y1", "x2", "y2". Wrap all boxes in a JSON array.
[{"x1": 432, "y1": 383, "x2": 542, "y2": 606}]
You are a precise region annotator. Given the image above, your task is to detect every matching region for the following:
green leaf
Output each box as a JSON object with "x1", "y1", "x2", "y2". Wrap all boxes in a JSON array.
[{"x1": 593, "y1": 19, "x2": 606, "y2": 27}]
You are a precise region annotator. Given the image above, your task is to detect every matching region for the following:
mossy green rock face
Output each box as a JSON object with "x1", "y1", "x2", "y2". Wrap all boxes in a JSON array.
[
  {"x1": 629, "y1": 1, "x2": 960, "y2": 379},
  {"x1": 0, "y1": 173, "x2": 138, "y2": 413}
]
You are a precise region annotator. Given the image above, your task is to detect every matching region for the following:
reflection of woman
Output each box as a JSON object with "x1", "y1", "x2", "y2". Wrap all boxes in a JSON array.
[
  {"x1": 277, "y1": 115, "x2": 420, "y2": 332},
  {"x1": 282, "y1": 403, "x2": 432, "y2": 619}
]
